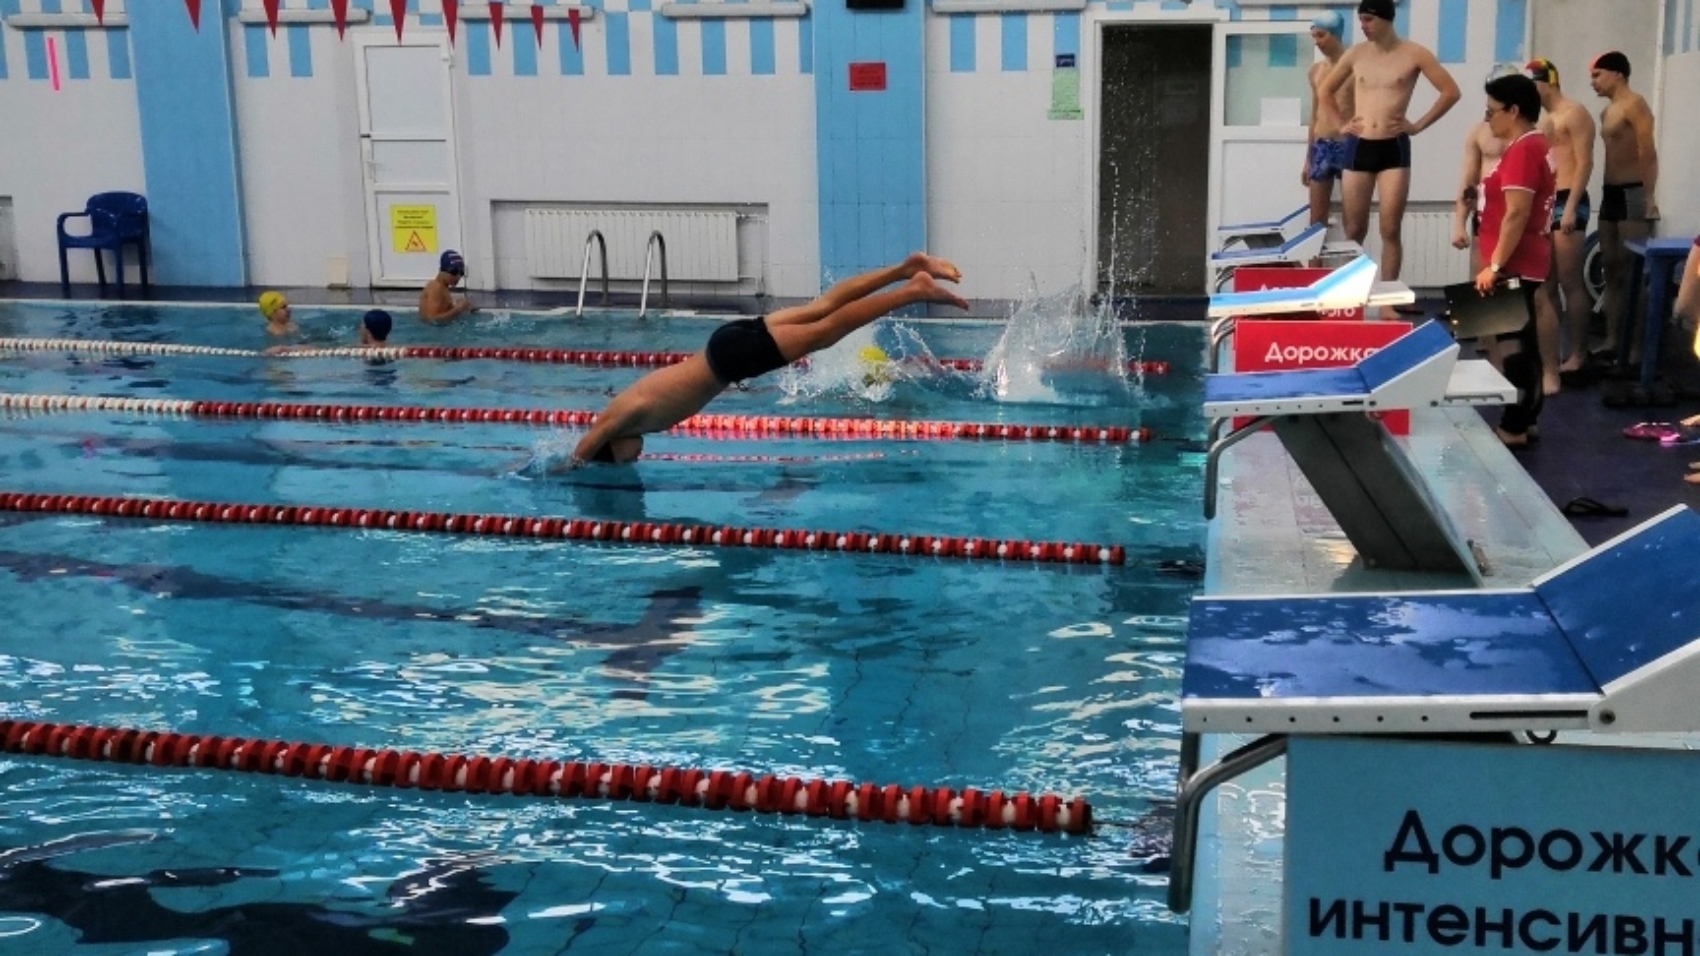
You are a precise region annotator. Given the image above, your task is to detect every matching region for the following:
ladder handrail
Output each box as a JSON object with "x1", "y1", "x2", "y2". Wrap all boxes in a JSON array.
[
  {"x1": 638, "y1": 231, "x2": 670, "y2": 317},
  {"x1": 575, "y1": 230, "x2": 610, "y2": 317}
]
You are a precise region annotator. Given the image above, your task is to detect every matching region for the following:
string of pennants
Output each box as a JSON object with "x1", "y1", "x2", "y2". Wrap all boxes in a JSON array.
[{"x1": 85, "y1": 2, "x2": 582, "y2": 51}]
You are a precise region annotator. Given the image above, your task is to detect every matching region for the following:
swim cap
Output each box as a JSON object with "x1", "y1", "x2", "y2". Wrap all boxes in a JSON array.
[
  {"x1": 258, "y1": 291, "x2": 286, "y2": 319},
  {"x1": 1311, "y1": 10, "x2": 1345, "y2": 37},
  {"x1": 362, "y1": 309, "x2": 393, "y2": 341},
  {"x1": 439, "y1": 249, "x2": 465, "y2": 275},
  {"x1": 1591, "y1": 51, "x2": 1631, "y2": 77},
  {"x1": 1524, "y1": 57, "x2": 1559, "y2": 85},
  {"x1": 1357, "y1": 0, "x2": 1395, "y2": 21},
  {"x1": 858, "y1": 345, "x2": 890, "y2": 365}
]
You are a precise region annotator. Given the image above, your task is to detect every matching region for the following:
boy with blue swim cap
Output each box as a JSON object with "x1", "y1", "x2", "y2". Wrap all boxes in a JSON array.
[
  {"x1": 1304, "y1": 10, "x2": 1353, "y2": 226},
  {"x1": 360, "y1": 309, "x2": 393, "y2": 346},
  {"x1": 419, "y1": 249, "x2": 478, "y2": 323}
]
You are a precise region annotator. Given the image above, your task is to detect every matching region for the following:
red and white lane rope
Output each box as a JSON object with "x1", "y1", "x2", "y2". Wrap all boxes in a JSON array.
[
  {"x1": 0, "y1": 719, "x2": 1091, "y2": 834},
  {"x1": 0, "y1": 392, "x2": 1151, "y2": 444},
  {"x1": 0, "y1": 493, "x2": 1128, "y2": 565},
  {"x1": 0, "y1": 337, "x2": 1170, "y2": 375}
]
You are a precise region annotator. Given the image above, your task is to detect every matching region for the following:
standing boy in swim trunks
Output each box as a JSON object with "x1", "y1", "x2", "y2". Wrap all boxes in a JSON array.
[
  {"x1": 1303, "y1": 12, "x2": 1353, "y2": 228},
  {"x1": 419, "y1": 250, "x2": 478, "y2": 323},
  {"x1": 570, "y1": 253, "x2": 969, "y2": 466},
  {"x1": 1526, "y1": 58, "x2": 1596, "y2": 387},
  {"x1": 1319, "y1": 0, "x2": 1460, "y2": 283},
  {"x1": 1590, "y1": 51, "x2": 1659, "y2": 362}
]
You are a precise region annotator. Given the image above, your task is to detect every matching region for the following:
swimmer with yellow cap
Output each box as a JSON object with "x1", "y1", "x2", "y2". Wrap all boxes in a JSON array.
[
  {"x1": 258, "y1": 291, "x2": 298, "y2": 337},
  {"x1": 859, "y1": 345, "x2": 895, "y2": 386}
]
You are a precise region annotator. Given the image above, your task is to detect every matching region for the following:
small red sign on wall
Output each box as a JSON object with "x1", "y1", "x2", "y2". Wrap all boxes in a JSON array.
[{"x1": 848, "y1": 62, "x2": 887, "y2": 91}]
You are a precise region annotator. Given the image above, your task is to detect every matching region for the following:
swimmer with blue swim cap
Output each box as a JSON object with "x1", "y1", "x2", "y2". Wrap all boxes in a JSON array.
[
  {"x1": 1311, "y1": 10, "x2": 1345, "y2": 38},
  {"x1": 360, "y1": 309, "x2": 393, "y2": 346},
  {"x1": 420, "y1": 249, "x2": 478, "y2": 323},
  {"x1": 1304, "y1": 9, "x2": 1354, "y2": 226}
]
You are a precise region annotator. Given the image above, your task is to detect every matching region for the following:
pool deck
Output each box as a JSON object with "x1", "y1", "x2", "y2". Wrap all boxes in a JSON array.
[{"x1": 1188, "y1": 405, "x2": 1592, "y2": 956}]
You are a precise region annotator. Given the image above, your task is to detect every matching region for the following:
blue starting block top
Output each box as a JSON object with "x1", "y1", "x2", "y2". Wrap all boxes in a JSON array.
[
  {"x1": 1183, "y1": 507, "x2": 1700, "y2": 735},
  {"x1": 1203, "y1": 320, "x2": 1461, "y2": 417}
]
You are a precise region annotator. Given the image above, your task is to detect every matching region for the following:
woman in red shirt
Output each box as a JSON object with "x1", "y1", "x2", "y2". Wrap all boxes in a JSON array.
[{"x1": 1473, "y1": 74, "x2": 1556, "y2": 448}]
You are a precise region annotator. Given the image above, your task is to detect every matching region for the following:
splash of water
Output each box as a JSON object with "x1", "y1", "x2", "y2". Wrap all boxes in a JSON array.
[{"x1": 977, "y1": 283, "x2": 1134, "y2": 407}]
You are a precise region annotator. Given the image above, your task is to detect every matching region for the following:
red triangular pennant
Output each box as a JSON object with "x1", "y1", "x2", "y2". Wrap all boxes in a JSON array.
[
  {"x1": 567, "y1": 7, "x2": 580, "y2": 50},
  {"x1": 489, "y1": 2, "x2": 504, "y2": 47},
  {"x1": 443, "y1": 0, "x2": 459, "y2": 46},
  {"x1": 391, "y1": 0, "x2": 409, "y2": 42},
  {"x1": 90, "y1": 0, "x2": 106, "y2": 25},
  {"x1": 531, "y1": 4, "x2": 545, "y2": 48},
  {"x1": 184, "y1": 0, "x2": 201, "y2": 30},
  {"x1": 331, "y1": 0, "x2": 350, "y2": 38},
  {"x1": 262, "y1": 0, "x2": 282, "y2": 36}
]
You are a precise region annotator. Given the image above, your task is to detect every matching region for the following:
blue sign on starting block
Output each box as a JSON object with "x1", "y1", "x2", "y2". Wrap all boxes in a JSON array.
[{"x1": 1286, "y1": 737, "x2": 1700, "y2": 955}]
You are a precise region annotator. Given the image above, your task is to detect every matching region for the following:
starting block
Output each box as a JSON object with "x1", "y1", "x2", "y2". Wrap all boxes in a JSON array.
[{"x1": 1201, "y1": 320, "x2": 1514, "y2": 572}]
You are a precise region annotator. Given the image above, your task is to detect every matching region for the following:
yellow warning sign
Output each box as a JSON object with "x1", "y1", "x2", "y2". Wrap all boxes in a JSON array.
[{"x1": 390, "y1": 205, "x2": 438, "y2": 254}]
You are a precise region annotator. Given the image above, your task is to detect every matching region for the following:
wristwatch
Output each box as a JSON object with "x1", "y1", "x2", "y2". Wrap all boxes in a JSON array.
[{"x1": 1489, "y1": 263, "x2": 1501, "y2": 274}]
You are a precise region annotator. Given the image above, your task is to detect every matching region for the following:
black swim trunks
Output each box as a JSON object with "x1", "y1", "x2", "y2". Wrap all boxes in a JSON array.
[
  {"x1": 704, "y1": 315, "x2": 788, "y2": 384},
  {"x1": 1598, "y1": 182, "x2": 1646, "y2": 223},
  {"x1": 1345, "y1": 133, "x2": 1412, "y2": 174}
]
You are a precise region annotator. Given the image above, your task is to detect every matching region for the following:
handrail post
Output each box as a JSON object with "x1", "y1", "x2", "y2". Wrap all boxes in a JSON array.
[
  {"x1": 575, "y1": 230, "x2": 610, "y2": 316},
  {"x1": 639, "y1": 230, "x2": 670, "y2": 317},
  {"x1": 1168, "y1": 734, "x2": 1288, "y2": 914}
]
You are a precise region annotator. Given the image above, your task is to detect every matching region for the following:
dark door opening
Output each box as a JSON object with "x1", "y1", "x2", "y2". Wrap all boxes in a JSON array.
[{"x1": 1097, "y1": 24, "x2": 1212, "y2": 297}]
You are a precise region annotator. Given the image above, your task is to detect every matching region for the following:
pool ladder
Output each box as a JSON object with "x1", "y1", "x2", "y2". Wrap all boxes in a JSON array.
[{"x1": 574, "y1": 229, "x2": 671, "y2": 317}]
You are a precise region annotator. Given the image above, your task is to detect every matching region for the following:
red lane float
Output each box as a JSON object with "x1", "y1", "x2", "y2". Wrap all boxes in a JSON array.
[
  {"x1": 0, "y1": 492, "x2": 1129, "y2": 565},
  {"x1": 0, "y1": 337, "x2": 1169, "y2": 376},
  {"x1": 0, "y1": 719, "x2": 1091, "y2": 834},
  {"x1": 0, "y1": 393, "x2": 1153, "y2": 445}
]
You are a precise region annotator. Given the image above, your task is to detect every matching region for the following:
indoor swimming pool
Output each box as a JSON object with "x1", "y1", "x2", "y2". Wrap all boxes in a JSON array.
[{"x1": 0, "y1": 299, "x2": 1206, "y2": 955}]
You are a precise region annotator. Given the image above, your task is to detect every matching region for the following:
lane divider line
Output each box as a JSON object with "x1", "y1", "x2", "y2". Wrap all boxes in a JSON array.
[
  {"x1": 0, "y1": 719, "x2": 1091, "y2": 834},
  {"x1": 0, "y1": 392, "x2": 1152, "y2": 445},
  {"x1": 0, "y1": 492, "x2": 1129, "y2": 565},
  {"x1": 0, "y1": 336, "x2": 1170, "y2": 375}
]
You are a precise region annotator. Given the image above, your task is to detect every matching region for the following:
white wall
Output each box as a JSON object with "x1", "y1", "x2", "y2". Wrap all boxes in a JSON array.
[
  {"x1": 926, "y1": 19, "x2": 1089, "y2": 299},
  {"x1": 230, "y1": 20, "x2": 370, "y2": 290},
  {"x1": 0, "y1": 28, "x2": 144, "y2": 286},
  {"x1": 456, "y1": 70, "x2": 818, "y2": 297},
  {"x1": 1657, "y1": 50, "x2": 1700, "y2": 238}
]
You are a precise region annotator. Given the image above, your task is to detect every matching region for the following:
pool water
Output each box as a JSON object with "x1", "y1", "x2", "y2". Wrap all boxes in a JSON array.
[{"x1": 0, "y1": 300, "x2": 1206, "y2": 955}]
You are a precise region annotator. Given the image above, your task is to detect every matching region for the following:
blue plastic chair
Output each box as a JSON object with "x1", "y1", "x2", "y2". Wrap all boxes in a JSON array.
[{"x1": 57, "y1": 192, "x2": 150, "y2": 295}]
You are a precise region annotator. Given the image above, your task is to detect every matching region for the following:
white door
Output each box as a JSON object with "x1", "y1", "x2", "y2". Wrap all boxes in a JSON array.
[
  {"x1": 1207, "y1": 21, "x2": 1318, "y2": 257},
  {"x1": 355, "y1": 36, "x2": 462, "y2": 288}
]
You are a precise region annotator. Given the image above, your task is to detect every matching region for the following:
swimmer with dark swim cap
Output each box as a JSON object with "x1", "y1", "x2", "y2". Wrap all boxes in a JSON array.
[
  {"x1": 1356, "y1": 0, "x2": 1395, "y2": 21},
  {"x1": 360, "y1": 309, "x2": 393, "y2": 346},
  {"x1": 420, "y1": 249, "x2": 478, "y2": 323}
]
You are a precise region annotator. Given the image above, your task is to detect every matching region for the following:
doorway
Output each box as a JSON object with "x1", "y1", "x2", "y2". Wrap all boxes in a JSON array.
[
  {"x1": 354, "y1": 36, "x2": 463, "y2": 288},
  {"x1": 1096, "y1": 24, "x2": 1211, "y2": 297}
]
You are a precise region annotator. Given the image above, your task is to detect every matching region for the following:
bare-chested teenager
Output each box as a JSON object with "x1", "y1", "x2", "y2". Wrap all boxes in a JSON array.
[
  {"x1": 1303, "y1": 12, "x2": 1353, "y2": 227},
  {"x1": 1319, "y1": 0, "x2": 1461, "y2": 283},
  {"x1": 1589, "y1": 51, "x2": 1660, "y2": 361},
  {"x1": 1525, "y1": 58, "x2": 1597, "y2": 388},
  {"x1": 1449, "y1": 110, "x2": 1507, "y2": 367}
]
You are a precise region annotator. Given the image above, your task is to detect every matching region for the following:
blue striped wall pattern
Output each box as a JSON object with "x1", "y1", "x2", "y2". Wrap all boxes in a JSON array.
[
  {"x1": 0, "y1": 0, "x2": 1531, "y2": 81},
  {"x1": 1667, "y1": 0, "x2": 1699, "y2": 54},
  {"x1": 1, "y1": 0, "x2": 132, "y2": 81}
]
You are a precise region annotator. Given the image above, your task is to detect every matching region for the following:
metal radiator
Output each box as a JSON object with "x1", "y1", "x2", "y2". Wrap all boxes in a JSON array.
[
  {"x1": 1371, "y1": 208, "x2": 1471, "y2": 290},
  {"x1": 523, "y1": 208, "x2": 740, "y2": 282}
]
